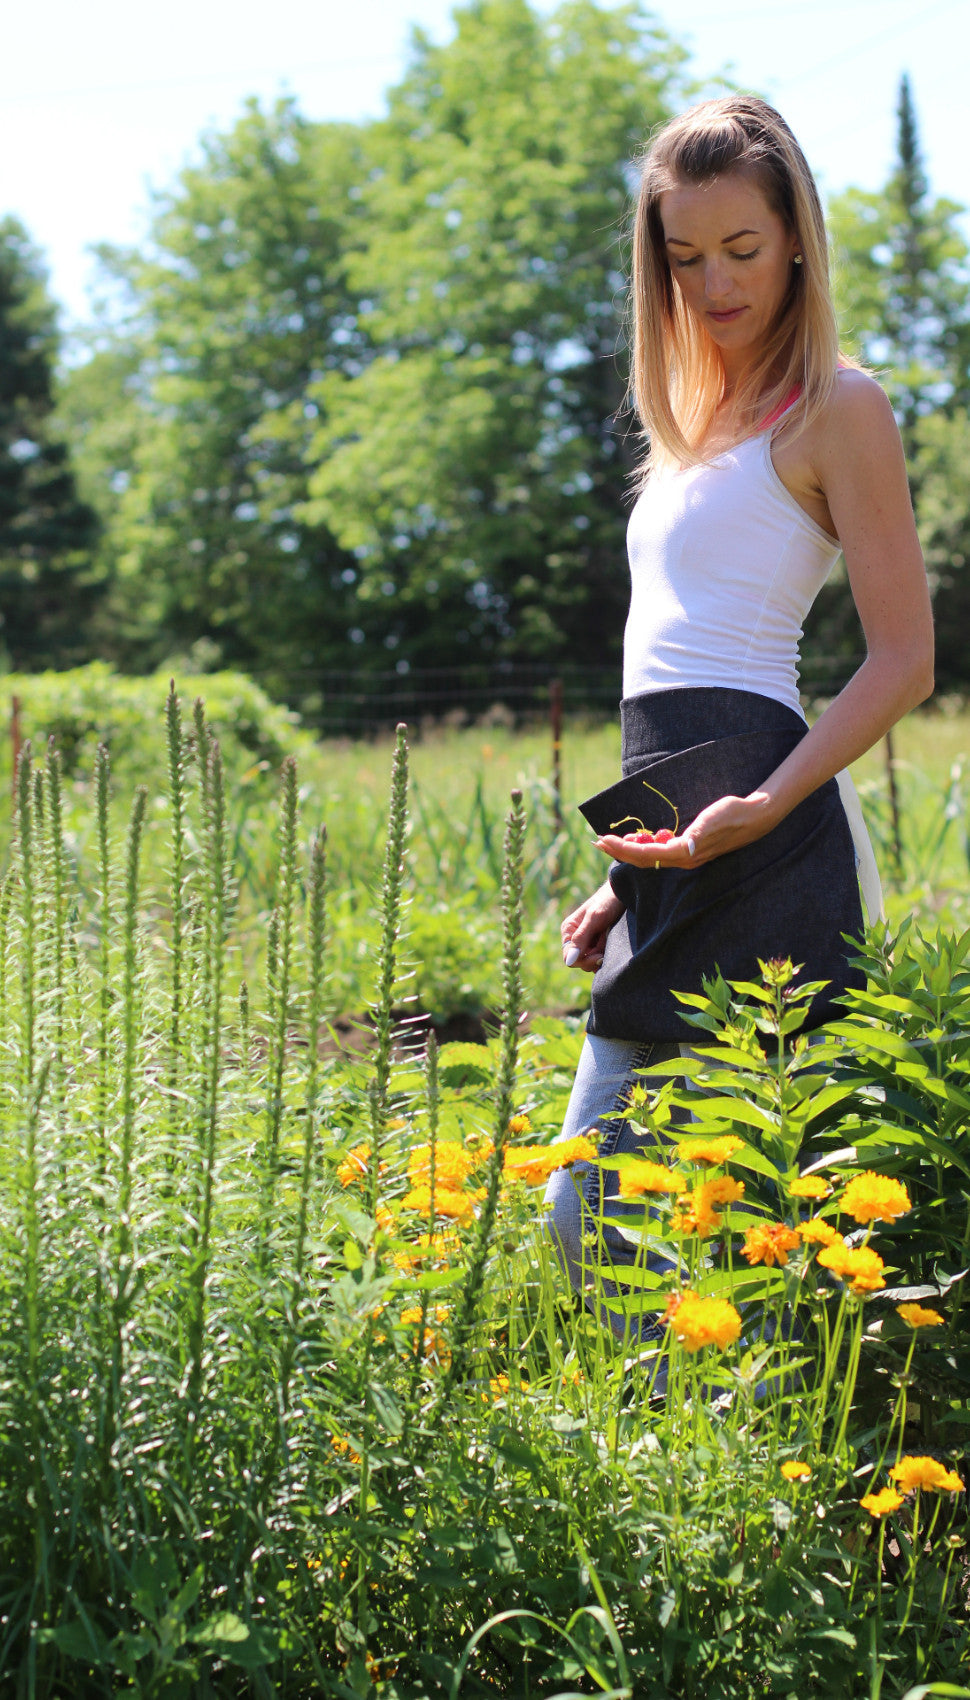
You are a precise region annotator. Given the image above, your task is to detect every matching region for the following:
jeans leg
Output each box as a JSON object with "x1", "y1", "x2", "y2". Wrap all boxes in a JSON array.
[{"x1": 543, "y1": 1033, "x2": 683, "y2": 1345}]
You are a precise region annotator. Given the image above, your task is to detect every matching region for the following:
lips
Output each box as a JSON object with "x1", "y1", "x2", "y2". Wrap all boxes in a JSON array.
[{"x1": 708, "y1": 307, "x2": 746, "y2": 323}]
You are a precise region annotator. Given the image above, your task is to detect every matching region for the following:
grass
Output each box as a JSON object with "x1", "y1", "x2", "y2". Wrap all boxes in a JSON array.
[{"x1": 0, "y1": 683, "x2": 968, "y2": 1696}]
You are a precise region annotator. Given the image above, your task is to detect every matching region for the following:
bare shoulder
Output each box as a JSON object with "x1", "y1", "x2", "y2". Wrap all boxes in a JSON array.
[{"x1": 812, "y1": 368, "x2": 901, "y2": 463}]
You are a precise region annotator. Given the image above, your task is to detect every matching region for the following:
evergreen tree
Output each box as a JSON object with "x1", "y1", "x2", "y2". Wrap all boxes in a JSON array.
[{"x1": 0, "y1": 218, "x2": 100, "y2": 669}]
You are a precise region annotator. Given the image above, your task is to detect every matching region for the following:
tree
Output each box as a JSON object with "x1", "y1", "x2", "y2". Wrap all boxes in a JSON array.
[
  {"x1": 60, "y1": 102, "x2": 367, "y2": 709},
  {"x1": 304, "y1": 0, "x2": 687, "y2": 674},
  {"x1": 0, "y1": 218, "x2": 100, "y2": 670}
]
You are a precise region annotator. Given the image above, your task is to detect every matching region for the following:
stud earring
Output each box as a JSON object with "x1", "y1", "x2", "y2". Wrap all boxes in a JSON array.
[{"x1": 793, "y1": 254, "x2": 804, "y2": 265}]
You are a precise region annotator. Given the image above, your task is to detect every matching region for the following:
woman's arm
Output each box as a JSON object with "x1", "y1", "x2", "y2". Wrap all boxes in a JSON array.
[{"x1": 597, "y1": 373, "x2": 934, "y2": 872}]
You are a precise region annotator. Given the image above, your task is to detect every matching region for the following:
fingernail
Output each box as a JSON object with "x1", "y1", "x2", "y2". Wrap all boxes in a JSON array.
[
  {"x1": 687, "y1": 836, "x2": 696, "y2": 856},
  {"x1": 563, "y1": 944, "x2": 581, "y2": 967}
]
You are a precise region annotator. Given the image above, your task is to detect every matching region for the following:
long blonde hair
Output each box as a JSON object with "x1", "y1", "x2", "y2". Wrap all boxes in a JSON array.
[{"x1": 631, "y1": 95, "x2": 846, "y2": 475}]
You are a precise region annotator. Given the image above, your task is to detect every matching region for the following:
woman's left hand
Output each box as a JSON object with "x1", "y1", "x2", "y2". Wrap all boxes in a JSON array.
[{"x1": 595, "y1": 789, "x2": 777, "y2": 869}]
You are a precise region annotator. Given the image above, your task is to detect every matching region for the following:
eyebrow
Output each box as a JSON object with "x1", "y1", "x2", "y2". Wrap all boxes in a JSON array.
[{"x1": 665, "y1": 227, "x2": 760, "y2": 247}]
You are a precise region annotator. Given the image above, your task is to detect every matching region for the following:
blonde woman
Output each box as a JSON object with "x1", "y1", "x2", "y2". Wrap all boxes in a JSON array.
[{"x1": 546, "y1": 95, "x2": 933, "y2": 1341}]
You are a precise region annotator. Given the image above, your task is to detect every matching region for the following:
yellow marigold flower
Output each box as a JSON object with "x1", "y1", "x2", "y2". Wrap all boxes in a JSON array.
[
  {"x1": 618, "y1": 1160, "x2": 687, "y2": 1199},
  {"x1": 663, "y1": 1289, "x2": 742, "y2": 1353},
  {"x1": 503, "y1": 1137, "x2": 595, "y2": 1186},
  {"x1": 508, "y1": 1114, "x2": 532, "y2": 1135},
  {"x1": 841, "y1": 1171, "x2": 911, "y2": 1225},
  {"x1": 401, "y1": 1184, "x2": 479, "y2": 1221},
  {"x1": 780, "y1": 1460, "x2": 812, "y2": 1481},
  {"x1": 817, "y1": 1241, "x2": 886, "y2": 1293},
  {"x1": 407, "y1": 1140, "x2": 479, "y2": 1189},
  {"x1": 861, "y1": 1487, "x2": 904, "y2": 1517},
  {"x1": 742, "y1": 1221, "x2": 802, "y2": 1268},
  {"x1": 890, "y1": 1455, "x2": 965, "y2": 1495},
  {"x1": 896, "y1": 1302, "x2": 945, "y2": 1329},
  {"x1": 788, "y1": 1174, "x2": 831, "y2": 1199},
  {"x1": 676, "y1": 1135, "x2": 744, "y2": 1166},
  {"x1": 671, "y1": 1175, "x2": 745, "y2": 1237},
  {"x1": 337, "y1": 1143, "x2": 382, "y2": 1188},
  {"x1": 797, "y1": 1217, "x2": 842, "y2": 1248}
]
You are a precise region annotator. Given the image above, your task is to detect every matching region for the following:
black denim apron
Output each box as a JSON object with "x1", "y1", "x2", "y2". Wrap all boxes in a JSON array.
[{"x1": 582, "y1": 686, "x2": 865, "y2": 1043}]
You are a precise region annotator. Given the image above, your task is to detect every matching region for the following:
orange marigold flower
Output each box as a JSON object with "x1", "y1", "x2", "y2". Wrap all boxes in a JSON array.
[
  {"x1": 817, "y1": 1241, "x2": 885, "y2": 1293},
  {"x1": 337, "y1": 1143, "x2": 382, "y2": 1188},
  {"x1": 841, "y1": 1171, "x2": 911, "y2": 1225},
  {"x1": 780, "y1": 1460, "x2": 812, "y2": 1481},
  {"x1": 788, "y1": 1174, "x2": 831, "y2": 1199},
  {"x1": 676, "y1": 1135, "x2": 744, "y2": 1166},
  {"x1": 742, "y1": 1221, "x2": 801, "y2": 1267},
  {"x1": 504, "y1": 1137, "x2": 595, "y2": 1186},
  {"x1": 407, "y1": 1140, "x2": 479, "y2": 1189},
  {"x1": 890, "y1": 1455, "x2": 965, "y2": 1495},
  {"x1": 797, "y1": 1217, "x2": 842, "y2": 1248},
  {"x1": 332, "y1": 1436, "x2": 361, "y2": 1464},
  {"x1": 618, "y1": 1160, "x2": 687, "y2": 1199},
  {"x1": 508, "y1": 1114, "x2": 532, "y2": 1135},
  {"x1": 671, "y1": 1174, "x2": 744, "y2": 1237},
  {"x1": 401, "y1": 1184, "x2": 479, "y2": 1221},
  {"x1": 861, "y1": 1487, "x2": 904, "y2": 1517},
  {"x1": 896, "y1": 1302, "x2": 944, "y2": 1329},
  {"x1": 663, "y1": 1289, "x2": 742, "y2": 1353}
]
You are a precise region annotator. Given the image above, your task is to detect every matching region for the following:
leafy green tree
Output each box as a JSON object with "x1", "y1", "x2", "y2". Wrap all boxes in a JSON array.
[
  {"x1": 305, "y1": 0, "x2": 686, "y2": 673},
  {"x1": 62, "y1": 101, "x2": 367, "y2": 708},
  {"x1": 0, "y1": 218, "x2": 100, "y2": 669}
]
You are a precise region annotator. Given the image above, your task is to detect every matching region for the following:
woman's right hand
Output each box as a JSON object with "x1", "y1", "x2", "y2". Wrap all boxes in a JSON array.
[{"x1": 560, "y1": 881, "x2": 625, "y2": 972}]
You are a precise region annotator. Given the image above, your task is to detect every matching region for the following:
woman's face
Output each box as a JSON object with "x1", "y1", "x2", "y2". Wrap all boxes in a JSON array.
[{"x1": 658, "y1": 169, "x2": 799, "y2": 382}]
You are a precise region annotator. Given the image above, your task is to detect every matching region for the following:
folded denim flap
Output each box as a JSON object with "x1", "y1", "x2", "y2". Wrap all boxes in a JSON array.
[{"x1": 579, "y1": 727, "x2": 806, "y2": 838}]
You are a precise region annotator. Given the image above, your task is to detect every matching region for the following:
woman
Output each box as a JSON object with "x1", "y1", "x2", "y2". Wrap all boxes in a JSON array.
[{"x1": 545, "y1": 94, "x2": 934, "y2": 1340}]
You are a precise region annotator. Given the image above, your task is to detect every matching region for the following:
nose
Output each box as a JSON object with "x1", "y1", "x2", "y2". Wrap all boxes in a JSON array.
[{"x1": 704, "y1": 258, "x2": 733, "y2": 301}]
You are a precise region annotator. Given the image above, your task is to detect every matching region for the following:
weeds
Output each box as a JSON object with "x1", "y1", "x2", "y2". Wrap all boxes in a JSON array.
[{"x1": 0, "y1": 688, "x2": 966, "y2": 1697}]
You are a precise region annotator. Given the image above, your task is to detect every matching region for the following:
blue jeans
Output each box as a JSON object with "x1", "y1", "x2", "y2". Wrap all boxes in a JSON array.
[{"x1": 543, "y1": 1034, "x2": 691, "y2": 1348}]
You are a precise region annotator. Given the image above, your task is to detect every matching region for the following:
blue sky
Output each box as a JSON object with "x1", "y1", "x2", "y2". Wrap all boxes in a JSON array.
[{"x1": 1, "y1": 0, "x2": 967, "y2": 329}]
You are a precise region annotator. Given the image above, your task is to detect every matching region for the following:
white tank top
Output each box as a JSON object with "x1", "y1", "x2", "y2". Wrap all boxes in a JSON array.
[{"x1": 623, "y1": 424, "x2": 842, "y2": 718}]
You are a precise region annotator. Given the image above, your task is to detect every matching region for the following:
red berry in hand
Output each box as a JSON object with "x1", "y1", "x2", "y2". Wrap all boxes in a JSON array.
[
  {"x1": 654, "y1": 828, "x2": 674, "y2": 843},
  {"x1": 633, "y1": 830, "x2": 655, "y2": 843}
]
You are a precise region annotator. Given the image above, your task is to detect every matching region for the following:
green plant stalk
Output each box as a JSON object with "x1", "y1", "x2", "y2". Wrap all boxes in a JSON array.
[
  {"x1": 44, "y1": 741, "x2": 67, "y2": 1097},
  {"x1": 186, "y1": 741, "x2": 226, "y2": 1417},
  {"x1": 280, "y1": 825, "x2": 327, "y2": 1417},
  {"x1": 165, "y1": 682, "x2": 187, "y2": 1121},
  {"x1": 22, "y1": 1056, "x2": 51, "y2": 1586},
  {"x1": 112, "y1": 786, "x2": 147, "y2": 1381},
  {"x1": 366, "y1": 725, "x2": 410, "y2": 1229},
  {"x1": 16, "y1": 744, "x2": 35, "y2": 1092},
  {"x1": 95, "y1": 743, "x2": 112, "y2": 1202},
  {"x1": 405, "y1": 1033, "x2": 439, "y2": 1429},
  {"x1": 260, "y1": 756, "x2": 299, "y2": 1262},
  {"x1": 442, "y1": 788, "x2": 525, "y2": 1399},
  {"x1": 0, "y1": 870, "x2": 12, "y2": 1049}
]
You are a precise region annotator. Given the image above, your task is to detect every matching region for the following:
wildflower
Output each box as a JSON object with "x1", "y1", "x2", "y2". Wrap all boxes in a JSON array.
[
  {"x1": 337, "y1": 1144, "x2": 383, "y2": 1188},
  {"x1": 788, "y1": 1174, "x2": 831, "y2": 1200},
  {"x1": 742, "y1": 1221, "x2": 801, "y2": 1268},
  {"x1": 896, "y1": 1302, "x2": 944, "y2": 1329},
  {"x1": 797, "y1": 1217, "x2": 842, "y2": 1248},
  {"x1": 676, "y1": 1135, "x2": 744, "y2": 1166},
  {"x1": 617, "y1": 1160, "x2": 686, "y2": 1199},
  {"x1": 332, "y1": 1436, "x2": 361, "y2": 1464},
  {"x1": 780, "y1": 1461, "x2": 812, "y2": 1481},
  {"x1": 671, "y1": 1175, "x2": 744, "y2": 1237},
  {"x1": 860, "y1": 1487, "x2": 904, "y2": 1517},
  {"x1": 407, "y1": 1140, "x2": 479, "y2": 1190},
  {"x1": 503, "y1": 1137, "x2": 596, "y2": 1186},
  {"x1": 401, "y1": 1184, "x2": 480, "y2": 1222},
  {"x1": 890, "y1": 1456, "x2": 965, "y2": 1495},
  {"x1": 817, "y1": 1241, "x2": 885, "y2": 1293},
  {"x1": 841, "y1": 1171, "x2": 911, "y2": 1225},
  {"x1": 399, "y1": 1308, "x2": 450, "y2": 1364},
  {"x1": 664, "y1": 1289, "x2": 742, "y2": 1352},
  {"x1": 761, "y1": 956, "x2": 796, "y2": 987},
  {"x1": 508, "y1": 1114, "x2": 532, "y2": 1135}
]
